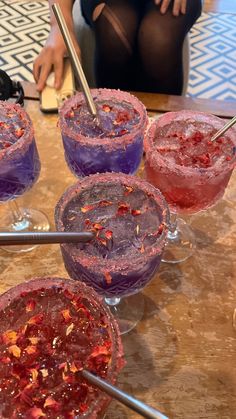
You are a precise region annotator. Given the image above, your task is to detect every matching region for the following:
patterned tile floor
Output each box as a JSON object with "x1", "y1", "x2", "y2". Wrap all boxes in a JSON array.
[{"x1": 0, "y1": 0, "x2": 236, "y2": 100}]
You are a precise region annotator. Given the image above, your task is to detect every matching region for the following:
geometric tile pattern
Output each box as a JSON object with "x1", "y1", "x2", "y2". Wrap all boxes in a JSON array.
[
  {"x1": 0, "y1": 0, "x2": 50, "y2": 82},
  {"x1": 1, "y1": 2, "x2": 236, "y2": 101},
  {"x1": 188, "y1": 12, "x2": 236, "y2": 101}
]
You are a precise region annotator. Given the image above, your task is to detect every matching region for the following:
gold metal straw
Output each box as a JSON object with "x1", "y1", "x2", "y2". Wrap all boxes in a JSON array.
[
  {"x1": 211, "y1": 115, "x2": 236, "y2": 142},
  {"x1": 81, "y1": 370, "x2": 169, "y2": 419},
  {"x1": 52, "y1": 3, "x2": 97, "y2": 117}
]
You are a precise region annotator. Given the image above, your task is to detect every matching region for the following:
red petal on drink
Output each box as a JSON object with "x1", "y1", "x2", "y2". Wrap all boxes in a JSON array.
[
  {"x1": 131, "y1": 209, "x2": 141, "y2": 216},
  {"x1": 105, "y1": 230, "x2": 113, "y2": 240},
  {"x1": 44, "y1": 396, "x2": 60, "y2": 410},
  {"x1": 81, "y1": 205, "x2": 95, "y2": 213},
  {"x1": 40, "y1": 369, "x2": 48, "y2": 378},
  {"x1": 99, "y1": 200, "x2": 112, "y2": 207},
  {"x1": 140, "y1": 244, "x2": 145, "y2": 253},
  {"x1": 26, "y1": 407, "x2": 45, "y2": 418},
  {"x1": 117, "y1": 202, "x2": 130, "y2": 216},
  {"x1": 2, "y1": 330, "x2": 18, "y2": 345},
  {"x1": 28, "y1": 314, "x2": 44, "y2": 325},
  {"x1": 15, "y1": 127, "x2": 24, "y2": 138},
  {"x1": 124, "y1": 186, "x2": 133, "y2": 195},
  {"x1": 70, "y1": 361, "x2": 79, "y2": 373},
  {"x1": 8, "y1": 344, "x2": 21, "y2": 358},
  {"x1": 0, "y1": 356, "x2": 11, "y2": 364},
  {"x1": 84, "y1": 218, "x2": 91, "y2": 226},
  {"x1": 97, "y1": 237, "x2": 107, "y2": 247},
  {"x1": 61, "y1": 309, "x2": 72, "y2": 322},
  {"x1": 26, "y1": 299, "x2": 36, "y2": 312},
  {"x1": 102, "y1": 104, "x2": 111, "y2": 112},
  {"x1": 29, "y1": 337, "x2": 39, "y2": 345},
  {"x1": 59, "y1": 362, "x2": 67, "y2": 370},
  {"x1": 25, "y1": 345, "x2": 37, "y2": 355},
  {"x1": 29, "y1": 368, "x2": 38, "y2": 382},
  {"x1": 104, "y1": 272, "x2": 112, "y2": 284},
  {"x1": 64, "y1": 289, "x2": 74, "y2": 300},
  {"x1": 92, "y1": 223, "x2": 104, "y2": 231},
  {"x1": 80, "y1": 403, "x2": 88, "y2": 414},
  {"x1": 90, "y1": 345, "x2": 110, "y2": 358}
]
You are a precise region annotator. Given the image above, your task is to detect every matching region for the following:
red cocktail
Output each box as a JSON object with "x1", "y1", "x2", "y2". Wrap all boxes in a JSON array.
[
  {"x1": 0, "y1": 277, "x2": 123, "y2": 418},
  {"x1": 145, "y1": 110, "x2": 236, "y2": 262},
  {"x1": 55, "y1": 172, "x2": 169, "y2": 333},
  {"x1": 58, "y1": 89, "x2": 147, "y2": 176}
]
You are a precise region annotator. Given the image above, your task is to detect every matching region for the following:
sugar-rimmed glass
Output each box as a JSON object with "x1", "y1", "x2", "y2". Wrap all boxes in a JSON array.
[
  {"x1": 55, "y1": 172, "x2": 169, "y2": 334},
  {"x1": 0, "y1": 276, "x2": 124, "y2": 418},
  {"x1": 145, "y1": 110, "x2": 236, "y2": 263},
  {"x1": 58, "y1": 88, "x2": 147, "y2": 176},
  {"x1": 0, "y1": 102, "x2": 50, "y2": 252}
]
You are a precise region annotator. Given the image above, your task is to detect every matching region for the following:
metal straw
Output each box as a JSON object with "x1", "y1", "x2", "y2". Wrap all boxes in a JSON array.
[
  {"x1": 81, "y1": 370, "x2": 168, "y2": 419},
  {"x1": 0, "y1": 231, "x2": 94, "y2": 246},
  {"x1": 52, "y1": 3, "x2": 97, "y2": 117},
  {"x1": 211, "y1": 115, "x2": 236, "y2": 142}
]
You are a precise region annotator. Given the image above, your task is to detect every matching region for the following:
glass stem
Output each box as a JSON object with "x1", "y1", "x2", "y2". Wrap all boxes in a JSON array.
[
  {"x1": 167, "y1": 212, "x2": 179, "y2": 240},
  {"x1": 104, "y1": 297, "x2": 121, "y2": 306},
  {"x1": 9, "y1": 200, "x2": 24, "y2": 224},
  {"x1": 8, "y1": 201, "x2": 30, "y2": 231}
]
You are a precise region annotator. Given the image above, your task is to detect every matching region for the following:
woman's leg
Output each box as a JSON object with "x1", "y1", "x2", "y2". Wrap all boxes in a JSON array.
[
  {"x1": 85, "y1": 0, "x2": 141, "y2": 90},
  {"x1": 136, "y1": 0, "x2": 202, "y2": 94}
]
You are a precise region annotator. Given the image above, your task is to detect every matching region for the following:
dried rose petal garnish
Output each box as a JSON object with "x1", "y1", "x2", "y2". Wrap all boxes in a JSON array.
[{"x1": 0, "y1": 282, "x2": 119, "y2": 418}]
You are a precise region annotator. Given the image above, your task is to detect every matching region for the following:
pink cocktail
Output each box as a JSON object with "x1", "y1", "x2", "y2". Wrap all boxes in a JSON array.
[
  {"x1": 58, "y1": 89, "x2": 147, "y2": 176},
  {"x1": 0, "y1": 277, "x2": 123, "y2": 418},
  {"x1": 145, "y1": 110, "x2": 236, "y2": 262},
  {"x1": 55, "y1": 172, "x2": 169, "y2": 333}
]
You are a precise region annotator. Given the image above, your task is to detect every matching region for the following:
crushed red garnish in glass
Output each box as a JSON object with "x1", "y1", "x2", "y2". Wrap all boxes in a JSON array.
[{"x1": 0, "y1": 284, "x2": 116, "y2": 418}]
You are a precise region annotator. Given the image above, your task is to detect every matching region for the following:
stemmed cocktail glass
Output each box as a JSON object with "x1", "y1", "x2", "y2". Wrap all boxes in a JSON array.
[
  {"x1": 145, "y1": 110, "x2": 236, "y2": 263},
  {"x1": 0, "y1": 102, "x2": 49, "y2": 252},
  {"x1": 0, "y1": 276, "x2": 123, "y2": 417},
  {"x1": 58, "y1": 88, "x2": 147, "y2": 176},
  {"x1": 55, "y1": 172, "x2": 169, "y2": 334}
]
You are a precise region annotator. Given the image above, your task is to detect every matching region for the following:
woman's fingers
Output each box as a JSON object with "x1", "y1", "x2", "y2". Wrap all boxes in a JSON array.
[
  {"x1": 154, "y1": 0, "x2": 187, "y2": 16},
  {"x1": 160, "y1": 0, "x2": 171, "y2": 14},
  {"x1": 173, "y1": 0, "x2": 187, "y2": 16}
]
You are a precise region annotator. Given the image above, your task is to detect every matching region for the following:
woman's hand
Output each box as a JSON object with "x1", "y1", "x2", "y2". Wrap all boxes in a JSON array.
[
  {"x1": 154, "y1": 0, "x2": 187, "y2": 16},
  {"x1": 33, "y1": 26, "x2": 81, "y2": 92}
]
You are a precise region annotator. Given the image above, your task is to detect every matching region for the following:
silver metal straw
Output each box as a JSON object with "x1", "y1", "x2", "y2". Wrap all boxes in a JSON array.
[
  {"x1": 211, "y1": 115, "x2": 236, "y2": 142},
  {"x1": 81, "y1": 370, "x2": 169, "y2": 419},
  {"x1": 52, "y1": 3, "x2": 97, "y2": 117},
  {"x1": 0, "y1": 231, "x2": 94, "y2": 246}
]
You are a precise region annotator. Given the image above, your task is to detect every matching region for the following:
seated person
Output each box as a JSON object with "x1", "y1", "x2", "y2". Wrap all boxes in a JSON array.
[{"x1": 33, "y1": 0, "x2": 202, "y2": 94}]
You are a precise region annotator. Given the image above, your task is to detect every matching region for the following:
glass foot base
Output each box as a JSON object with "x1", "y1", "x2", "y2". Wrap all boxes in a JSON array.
[
  {"x1": 105, "y1": 293, "x2": 144, "y2": 335},
  {"x1": 1, "y1": 207, "x2": 50, "y2": 253},
  {"x1": 162, "y1": 217, "x2": 196, "y2": 264}
]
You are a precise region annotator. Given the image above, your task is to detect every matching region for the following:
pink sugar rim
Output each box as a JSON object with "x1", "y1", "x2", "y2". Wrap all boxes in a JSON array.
[
  {"x1": 145, "y1": 110, "x2": 236, "y2": 178},
  {"x1": 58, "y1": 88, "x2": 148, "y2": 150},
  {"x1": 0, "y1": 276, "x2": 124, "y2": 419},
  {"x1": 55, "y1": 172, "x2": 169, "y2": 274},
  {"x1": 0, "y1": 102, "x2": 34, "y2": 159}
]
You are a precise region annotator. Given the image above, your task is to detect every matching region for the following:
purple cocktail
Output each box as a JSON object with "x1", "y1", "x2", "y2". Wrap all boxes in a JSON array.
[
  {"x1": 55, "y1": 173, "x2": 169, "y2": 332},
  {"x1": 0, "y1": 102, "x2": 40, "y2": 201},
  {"x1": 0, "y1": 277, "x2": 123, "y2": 418},
  {"x1": 145, "y1": 110, "x2": 236, "y2": 262},
  {"x1": 0, "y1": 102, "x2": 50, "y2": 252},
  {"x1": 58, "y1": 89, "x2": 147, "y2": 176}
]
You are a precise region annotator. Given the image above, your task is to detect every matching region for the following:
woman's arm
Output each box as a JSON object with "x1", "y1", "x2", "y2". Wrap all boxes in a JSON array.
[{"x1": 33, "y1": 0, "x2": 81, "y2": 91}]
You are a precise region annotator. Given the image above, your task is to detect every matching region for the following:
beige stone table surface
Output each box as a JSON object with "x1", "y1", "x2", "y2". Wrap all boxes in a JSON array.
[{"x1": 0, "y1": 100, "x2": 236, "y2": 418}]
